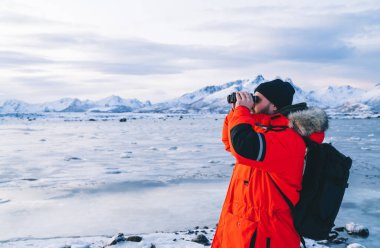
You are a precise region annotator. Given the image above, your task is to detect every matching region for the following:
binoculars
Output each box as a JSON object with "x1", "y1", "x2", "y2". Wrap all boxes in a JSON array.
[{"x1": 227, "y1": 92, "x2": 260, "y2": 104}]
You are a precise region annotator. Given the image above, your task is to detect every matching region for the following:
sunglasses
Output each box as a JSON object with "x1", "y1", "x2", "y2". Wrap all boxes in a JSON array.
[{"x1": 252, "y1": 95, "x2": 261, "y2": 104}]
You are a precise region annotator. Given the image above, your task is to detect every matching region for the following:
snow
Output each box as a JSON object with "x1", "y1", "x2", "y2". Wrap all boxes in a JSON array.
[
  {"x1": 0, "y1": 97, "x2": 148, "y2": 114},
  {"x1": 2, "y1": 75, "x2": 379, "y2": 118},
  {"x1": 0, "y1": 226, "x2": 331, "y2": 248},
  {"x1": 346, "y1": 243, "x2": 367, "y2": 248},
  {"x1": 94, "y1": 96, "x2": 147, "y2": 109},
  {"x1": 0, "y1": 99, "x2": 37, "y2": 113},
  {"x1": 40, "y1": 98, "x2": 85, "y2": 112},
  {"x1": 305, "y1": 85, "x2": 365, "y2": 108},
  {"x1": 0, "y1": 114, "x2": 378, "y2": 247}
]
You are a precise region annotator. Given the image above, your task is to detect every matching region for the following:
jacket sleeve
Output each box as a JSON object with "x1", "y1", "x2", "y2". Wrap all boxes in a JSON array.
[
  {"x1": 222, "y1": 109, "x2": 234, "y2": 152},
  {"x1": 227, "y1": 106, "x2": 301, "y2": 173}
]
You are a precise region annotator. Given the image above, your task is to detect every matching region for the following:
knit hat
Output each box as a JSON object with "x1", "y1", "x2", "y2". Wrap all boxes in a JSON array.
[{"x1": 254, "y1": 79, "x2": 295, "y2": 110}]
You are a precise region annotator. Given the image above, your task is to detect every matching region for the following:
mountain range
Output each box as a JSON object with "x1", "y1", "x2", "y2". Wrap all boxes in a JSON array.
[{"x1": 1, "y1": 75, "x2": 379, "y2": 118}]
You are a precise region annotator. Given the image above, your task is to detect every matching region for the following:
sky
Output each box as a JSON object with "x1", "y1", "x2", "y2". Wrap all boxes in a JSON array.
[{"x1": 0, "y1": 0, "x2": 379, "y2": 103}]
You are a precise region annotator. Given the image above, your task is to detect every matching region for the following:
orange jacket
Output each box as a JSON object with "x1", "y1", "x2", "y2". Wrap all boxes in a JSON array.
[{"x1": 212, "y1": 106, "x2": 323, "y2": 248}]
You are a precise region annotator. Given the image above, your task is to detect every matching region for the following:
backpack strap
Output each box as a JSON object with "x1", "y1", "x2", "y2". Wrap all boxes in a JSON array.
[
  {"x1": 267, "y1": 172, "x2": 294, "y2": 210},
  {"x1": 255, "y1": 123, "x2": 289, "y2": 133},
  {"x1": 301, "y1": 136, "x2": 315, "y2": 147},
  {"x1": 267, "y1": 172, "x2": 306, "y2": 248}
]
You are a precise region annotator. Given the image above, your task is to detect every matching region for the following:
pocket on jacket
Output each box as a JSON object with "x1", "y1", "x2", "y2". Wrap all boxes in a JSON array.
[{"x1": 221, "y1": 212, "x2": 257, "y2": 248}]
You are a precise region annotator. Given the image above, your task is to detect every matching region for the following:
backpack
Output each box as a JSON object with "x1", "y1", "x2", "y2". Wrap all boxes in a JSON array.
[{"x1": 268, "y1": 138, "x2": 352, "y2": 244}]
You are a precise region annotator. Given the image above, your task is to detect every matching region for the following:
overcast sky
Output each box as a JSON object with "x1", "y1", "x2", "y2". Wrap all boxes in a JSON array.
[{"x1": 0, "y1": 0, "x2": 379, "y2": 103}]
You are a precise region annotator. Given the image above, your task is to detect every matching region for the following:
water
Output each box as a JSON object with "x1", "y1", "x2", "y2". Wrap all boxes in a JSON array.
[
  {"x1": 325, "y1": 119, "x2": 380, "y2": 247},
  {"x1": 0, "y1": 114, "x2": 379, "y2": 247}
]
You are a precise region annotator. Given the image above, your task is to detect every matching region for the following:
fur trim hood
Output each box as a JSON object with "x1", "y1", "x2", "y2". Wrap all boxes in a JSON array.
[{"x1": 288, "y1": 107, "x2": 329, "y2": 137}]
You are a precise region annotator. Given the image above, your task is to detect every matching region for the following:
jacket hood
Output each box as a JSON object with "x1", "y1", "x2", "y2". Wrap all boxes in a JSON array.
[{"x1": 288, "y1": 107, "x2": 329, "y2": 137}]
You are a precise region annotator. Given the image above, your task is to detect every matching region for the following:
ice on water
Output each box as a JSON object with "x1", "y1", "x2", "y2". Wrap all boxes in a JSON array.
[{"x1": 0, "y1": 113, "x2": 379, "y2": 247}]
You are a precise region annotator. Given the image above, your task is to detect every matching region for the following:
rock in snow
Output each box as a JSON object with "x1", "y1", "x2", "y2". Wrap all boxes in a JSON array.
[
  {"x1": 191, "y1": 234, "x2": 210, "y2": 245},
  {"x1": 345, "y1": 222, "x2": 370, "y2": 237},
  {"x1": 126, "y1": 236, "x2": 143, "y2": 242},
  {"x1": 104, "y1": 233, "x2": 126, "y2": 247}
]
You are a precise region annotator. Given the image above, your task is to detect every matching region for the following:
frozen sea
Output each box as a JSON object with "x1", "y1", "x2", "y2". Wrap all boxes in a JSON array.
[{"x1": 0, "y1": 113, "x2": 379, "y2": 247}]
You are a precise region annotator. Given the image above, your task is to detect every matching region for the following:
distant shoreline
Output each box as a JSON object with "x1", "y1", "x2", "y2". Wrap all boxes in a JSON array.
[{"x1": 0, "y1": 112, "x2": 379, "y2": 120}]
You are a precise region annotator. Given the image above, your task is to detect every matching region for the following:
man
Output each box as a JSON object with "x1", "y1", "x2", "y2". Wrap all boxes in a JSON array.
[{"x1": 211, "y1": 79, "x2": 325, "y2": 248}]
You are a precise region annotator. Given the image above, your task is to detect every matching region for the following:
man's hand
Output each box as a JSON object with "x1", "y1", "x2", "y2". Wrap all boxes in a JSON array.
[{"x1": 235, "y1": 91, "x2": 254, "y2": 110}]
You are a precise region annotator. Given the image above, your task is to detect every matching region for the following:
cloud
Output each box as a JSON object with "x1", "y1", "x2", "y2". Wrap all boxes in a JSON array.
[
  {"x1": 6, "y1": 32, "x2": 265, "y2": 74},
  {"x1": 80, "y1": 61, "x2": 183, "y2": 75},
  {"x1": 8, "y1": 75, "x2": 108, "y2": 101},
  {"x1": 12, "y1": 75, "x2": 69, "y2": 88},
  {"x1": 5, "y1": 3, "x2": 379, "y2": 76},
  {"x1": 0, "y1": 0, "x2": 379, "y2": 103},
  {"x1": 0, "y1": 51, "x2": 53, "y2": 67},
  {"x1": 194, "y1": 7, "x2": 380, "y2": 64},
  {"x1": 2, "y1": 27, "x2": 377, "y2": 80},
  {"x1": 0, "y1": 10, "x2": 66, "y2": 25},
  {"x1": 268, "y1": 27, "x2": 355, "y2": 62}
]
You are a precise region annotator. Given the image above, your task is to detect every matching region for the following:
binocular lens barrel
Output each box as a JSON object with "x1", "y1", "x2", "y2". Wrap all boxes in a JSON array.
[{"x1": 227, "y1": 92, "x2": 259, "y2": 104}]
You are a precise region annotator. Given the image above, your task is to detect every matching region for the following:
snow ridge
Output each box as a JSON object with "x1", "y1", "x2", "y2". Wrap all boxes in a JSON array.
[{"x1": 1, "y1": 75, "x2": 379, "y2": 118}]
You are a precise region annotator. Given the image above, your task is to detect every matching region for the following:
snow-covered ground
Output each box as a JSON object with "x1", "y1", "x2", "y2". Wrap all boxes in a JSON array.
[{"x1": 0, "y1": 113, "x2": 378, "y2": 247}]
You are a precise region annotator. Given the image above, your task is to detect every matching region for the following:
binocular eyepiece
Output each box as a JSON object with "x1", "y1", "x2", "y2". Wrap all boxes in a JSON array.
[{"x1": 227, "y1": 92, "x2": 260, "y2": 104}]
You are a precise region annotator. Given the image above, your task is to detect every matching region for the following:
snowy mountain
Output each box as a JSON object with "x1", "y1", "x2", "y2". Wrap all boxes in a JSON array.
[
  {"x1": 89, "y1": 95, "x2": 150, "y2": 113},
  {"x1": 0, "y1": 96, "x2": 150, "y2": 114},
  {"x1": 0, "y1": 75, "x2": 379, "y2": 118},
  {"x1": 360, "y1": 83, "x2": 380, "y2": 110},
  {"x1": 0, "y1": 99, "x2": 39, "y2": 113},
  {"x1": 42, "y1": 98, "x2": 95, "y2": 112},
  {"x1": 139, "y1": 75, "x2": 379, "y2": 118},
  {"x1": 140, "y1": 75, "x2": 266, "y2": 113}
]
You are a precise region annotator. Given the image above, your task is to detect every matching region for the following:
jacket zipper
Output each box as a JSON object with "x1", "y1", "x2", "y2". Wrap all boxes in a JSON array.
[
  {"x1": 266, "y1": 237, "x2": 271, "y2": 248},
  {"x1": 249, "y1": 230, "x2": 257, "y2": 248},
  {"x1": 244, "y1": 167, "x2": 254, "y2": 186}
]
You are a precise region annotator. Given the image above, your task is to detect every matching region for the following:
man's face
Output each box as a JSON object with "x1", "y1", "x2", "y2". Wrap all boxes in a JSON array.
[{"x1": 253, "y1": 92, "x2": 277, "y2": 115}]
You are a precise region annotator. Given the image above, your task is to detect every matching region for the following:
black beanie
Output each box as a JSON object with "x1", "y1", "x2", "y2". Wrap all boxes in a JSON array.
[{"x1": 254, "y1": 79, "x2": 295, "y2": 110}]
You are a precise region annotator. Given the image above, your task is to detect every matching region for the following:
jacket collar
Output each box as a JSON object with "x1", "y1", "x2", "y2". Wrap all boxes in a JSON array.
[
  {"x1": 254, "y1": 113, "x2": 289, "y2": 132},
  {"x1": 270, "y1": 113, "x2": 289, "y2": 126}
]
